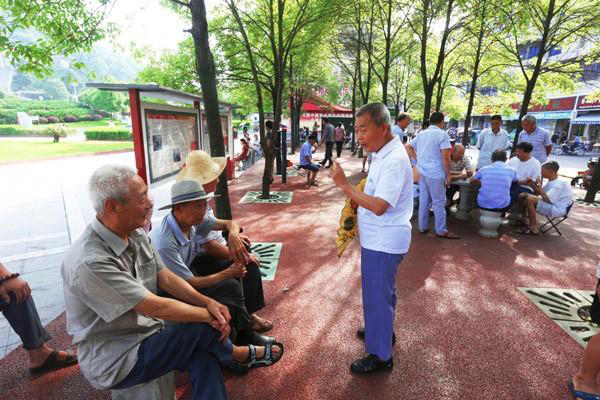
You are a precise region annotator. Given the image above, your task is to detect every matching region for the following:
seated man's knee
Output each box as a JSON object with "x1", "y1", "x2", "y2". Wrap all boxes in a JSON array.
[{"x1": 526, "y1": 195, "x2": 538, "y2": 205}]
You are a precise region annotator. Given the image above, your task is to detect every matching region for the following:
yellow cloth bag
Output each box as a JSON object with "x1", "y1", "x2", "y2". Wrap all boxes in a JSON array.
[{"x1": 336, "y1": 178, "x2": 367, "y2": 257}]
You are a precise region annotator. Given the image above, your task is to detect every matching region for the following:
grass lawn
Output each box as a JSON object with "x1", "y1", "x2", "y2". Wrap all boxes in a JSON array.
[
  {"x1": 0, "y1": 118, "x2": 125, "y2": 131},
  {"x1": 0, "y1": 140, "x2": 133, "y2": 162}
]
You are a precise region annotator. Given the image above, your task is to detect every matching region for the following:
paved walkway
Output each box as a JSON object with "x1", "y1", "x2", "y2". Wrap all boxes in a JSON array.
[{"x1": 0, "y1": 146, "x2": 599, "y2": 399}]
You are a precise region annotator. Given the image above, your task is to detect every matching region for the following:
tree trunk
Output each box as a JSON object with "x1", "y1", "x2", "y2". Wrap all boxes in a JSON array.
[
  {"x1": 462, "y1": 14, "x2": 485, "y2": 146},
  {"x1": 226, "y1": 0, "x2": 267, "y2": 197},
  {"x1": 512, "y1": 0, "x2": 556, "y2": 152},
  {"x1": 351, "y1": 63, "x2": 358, "y2": 154},
  {"x1": 585, "y1": 161, "x2": 600, "y2": 203},
  {"x1": 189, "y1": 0, "x2": 232, "y2": 219}
]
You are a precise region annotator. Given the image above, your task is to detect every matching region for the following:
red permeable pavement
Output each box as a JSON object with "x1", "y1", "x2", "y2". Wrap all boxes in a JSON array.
[{"x1": 2, "y1": 152, "x2": 599, "y2": 400}]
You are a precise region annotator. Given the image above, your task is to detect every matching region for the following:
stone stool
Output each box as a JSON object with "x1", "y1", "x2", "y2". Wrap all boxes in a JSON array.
[
  {"x1": 478, "y1": 210, "x2": 502, "y2": 238},
  {"x1": 111, "y1": 371, "x2": 176, "y2": 400}
]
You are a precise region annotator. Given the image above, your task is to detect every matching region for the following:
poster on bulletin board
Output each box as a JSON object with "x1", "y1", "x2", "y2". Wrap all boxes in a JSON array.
[{"x1": 143, "y1": 106, "x2": 201, "y2": 184}]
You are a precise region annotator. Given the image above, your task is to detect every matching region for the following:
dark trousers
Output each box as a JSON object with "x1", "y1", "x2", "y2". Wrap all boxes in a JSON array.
[
  {"x1": 591, "y1": 279, "x2": 600, "y2": 324},
  {"x1": 1, "y1": 293, "x2": 51, "y2": 350},
  {"x1": 191, "y1": 254, "x2": 266, "y2": 344},
  {"x1": 446, "y1": 184, "x2": 460, "y2": 202},
  {"x1": 510, "y1": 182, "x2": 533, "y2": 204},
  {"x1": 321, "y1": 141, "x2": 334, "y2": 167},
  {"x1": 113, "y1": 323, "x2": 232, "y2": 400},
  {"x1": 335, "y1": 141, "x2": 344, "y2": 157}
]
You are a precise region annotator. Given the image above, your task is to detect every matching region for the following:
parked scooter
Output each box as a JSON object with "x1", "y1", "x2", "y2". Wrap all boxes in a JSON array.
[{"x1": 552, "y1": 142, "x2": 586, "y2": 156}]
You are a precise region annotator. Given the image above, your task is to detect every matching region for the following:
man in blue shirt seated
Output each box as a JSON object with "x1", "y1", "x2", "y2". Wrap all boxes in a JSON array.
[
  {"x1": 470, "y1": 149, "x2": 518, "y2": 212},
  {"x1": 298, "y1": 134, "x2": 320, "y2": 187},
  {"x1": 150, "y1": 179, "x2": 277, "y2": 351}
]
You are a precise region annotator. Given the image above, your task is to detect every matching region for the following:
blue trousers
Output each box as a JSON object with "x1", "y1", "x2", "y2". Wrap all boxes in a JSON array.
[
  {"x1": 113, "y1": 323, "x2": 233, "y2": 400},
  {"x1": 361, "y1": 247, "x2": 405, "y2": 361},
  {"x1": 418, "y1": 176, "x2": 448, "y2": 234},
  {"x1": 1, "y1": 292, "x2": 51, "y2": 350}
]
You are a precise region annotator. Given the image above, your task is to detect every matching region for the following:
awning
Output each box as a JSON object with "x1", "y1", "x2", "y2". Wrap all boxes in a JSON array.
[{"x1": 572, "y1": 112, "x2": 600, "y2": 125}]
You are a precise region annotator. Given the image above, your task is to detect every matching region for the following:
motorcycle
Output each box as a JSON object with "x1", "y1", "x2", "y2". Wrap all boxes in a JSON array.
[{"x1": 552, "y1": 142, "x2": 586, "y2": 156}]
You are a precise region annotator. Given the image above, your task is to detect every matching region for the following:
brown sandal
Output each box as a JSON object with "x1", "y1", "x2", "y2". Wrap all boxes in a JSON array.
[
  {"x1": 251, "y1": 314, "x2": 273, "y2": 333},
  {"x1": 29, "y1": 350, "x2": 78, "y2": 374}
]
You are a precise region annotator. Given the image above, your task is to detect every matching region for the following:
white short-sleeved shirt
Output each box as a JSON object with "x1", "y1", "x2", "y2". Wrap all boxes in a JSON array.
[
  {"x1": 476, "y1": 128, "x2": 509, "y2": 169},
  {"x1": 410, "y1": 126, "x2": 451, "y2": 179},
  {"x1": 543, "y1": 178, "x2": 573, "y2": 215},
  {"x1": 506, "y1": 156, "x2": 541, "y2": 189},
  {"x1": 358, "y1": 136, "x2": 413, "y2": 254}
]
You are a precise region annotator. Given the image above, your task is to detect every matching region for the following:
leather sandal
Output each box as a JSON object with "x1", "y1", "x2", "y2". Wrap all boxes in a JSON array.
[{"x1": 29, "y1": 350, "x2": 78, "y2": 374}]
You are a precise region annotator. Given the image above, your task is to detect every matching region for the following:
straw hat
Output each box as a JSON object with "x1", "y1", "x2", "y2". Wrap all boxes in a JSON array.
[
  {"x1": 175, "y1": 150, "x2": 227, "y2": 184},
  {"x1": 158, "y1": 180, "x2": 217, "y2": 210}
]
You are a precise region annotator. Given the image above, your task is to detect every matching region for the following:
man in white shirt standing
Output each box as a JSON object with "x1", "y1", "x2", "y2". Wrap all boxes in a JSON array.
[
  {"x1": 406, "y1": 112, "x2": 460, "y2": 239},
  {"x1": 391, "y1": 112, "x2": 411, "y2": 143},
  {"x1": 476, "y1": 114, "x2": 509, "y2": 170},
  {"x1": 517, "y1": 161, "x2": 573, "y2": 234},
  {"x1": 330, "y1": 102, "x2": 413, "y2": 374},
  {"x1": 506, "y1": 141, "x2": 541, "y2": 202}
]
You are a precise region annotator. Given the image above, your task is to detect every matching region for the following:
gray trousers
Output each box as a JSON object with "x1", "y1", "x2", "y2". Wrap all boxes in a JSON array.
[
  {"x1": 1, "y1": 293, "x2": 51, "y2": 350},
  {"x1": 418, "y1": 175, "x2": 448, "y2": 235}
]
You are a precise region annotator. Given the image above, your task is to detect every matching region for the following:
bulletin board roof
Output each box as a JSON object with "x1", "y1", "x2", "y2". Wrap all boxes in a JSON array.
[{"x1": 86, "y1": 82, "x2": 240, "y2": 109}]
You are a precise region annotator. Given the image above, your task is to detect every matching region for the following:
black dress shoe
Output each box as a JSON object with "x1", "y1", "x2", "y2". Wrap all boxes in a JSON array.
[
  {"x1": 251, "y1": 332, "x2": 275, "y2": 345},
  {"x1": 356, "y1": 328, "x2": 396, "y2": 345},
  {"x1": 350, "y1": 354, "x2": 393, "y2": 373}
]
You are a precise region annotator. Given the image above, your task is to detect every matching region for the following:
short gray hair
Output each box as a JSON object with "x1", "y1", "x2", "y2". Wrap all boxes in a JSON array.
[
  {"x1": 522, "y1": 114, "x2": 537, "y2": 124},
  {"x1": 89, "y1": 165, "x2": 137, "y2": 213},
  {"x1": 356, "y1": 102, "x2": 391, "y2": 127}
]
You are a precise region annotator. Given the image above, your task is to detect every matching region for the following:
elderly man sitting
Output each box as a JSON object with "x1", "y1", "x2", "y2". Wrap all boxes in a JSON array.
[
  {"x1": 506, "y1": 141, "x2": 541, "y2": 203},
  {"x1": 470, "y1": 149, "x2": 518, "y2": 212},
  {"x1": 168, "y1": 150, "x2": 273, "y2": 334},
  {"x1": 1, "y1": 260, "x2": 77, "y2": 374},
  {"x1": 151, "y1": 178, "x2": 275, "y2": 348},
  {"x1": 62, "y1": 165, "x2": 282, "y2": 399},
  {"x1": 517, "y1": 161, "x2": 573, "y2": 235},
  {"x1": 446, "y1": 144, "x2": 474, "y2": 208}
]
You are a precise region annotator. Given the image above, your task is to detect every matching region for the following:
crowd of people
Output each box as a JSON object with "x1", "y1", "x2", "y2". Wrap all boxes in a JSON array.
[{"x1": 1, "y1": 103, "x2": 596, "y2": 400}]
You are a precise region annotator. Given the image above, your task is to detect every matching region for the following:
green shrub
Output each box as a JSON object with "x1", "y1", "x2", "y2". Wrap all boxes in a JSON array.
[
  {"x1": 38, "y1": 117, "x2": 48, "y2": 124},
  {"x1": 0, "y1": 125, "x2": 55, "y2": 137},
  {"x1": 47, "y1": 116, "x2": 59, "y2": 123},
  {"x1": 44, "y1": 124, "x2": 74, "y2": 142},
  {"x1": 0, "y1": 98, "x2": 91, "y2": 123},
  {"x1": 85, "y1": 129, "x2": 132, "y2": 141}
]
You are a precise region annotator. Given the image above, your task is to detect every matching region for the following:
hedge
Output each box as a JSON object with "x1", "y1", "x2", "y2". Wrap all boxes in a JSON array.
[
  {"x1": 0, "y1": 125, "x2": 58, "y2": 137},
  {"x1": 85, "y1": 129, "x2": 132, "y2": 141},
  {"x1": 0, "y1": 98, "x2": 91, "y2": 124}
]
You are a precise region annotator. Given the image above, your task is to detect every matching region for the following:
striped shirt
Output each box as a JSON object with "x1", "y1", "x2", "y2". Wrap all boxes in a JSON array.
[
  {"x1": 474, "y1": 161, "x2": 518, "y2": 210},
  {"x1": 450, "y1": 156, "x2": 473, "y2": 174},
  {"x1": 518, "y1": 127, "x2": 551, "y2": 163}
]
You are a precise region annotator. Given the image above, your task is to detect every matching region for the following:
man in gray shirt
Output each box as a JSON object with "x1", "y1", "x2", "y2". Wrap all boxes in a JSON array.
[
  {"x1": 62, "y1": 165, "x2": 283, "y2": 398},
  {"x1": 319, "y1": 117, "x2": 335, "y2": 168}
]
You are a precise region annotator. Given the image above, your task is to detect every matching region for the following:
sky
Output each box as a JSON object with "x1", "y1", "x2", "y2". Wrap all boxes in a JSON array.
[{"x1": 103, "y1": 0, "x2": 221, "y2": 53}]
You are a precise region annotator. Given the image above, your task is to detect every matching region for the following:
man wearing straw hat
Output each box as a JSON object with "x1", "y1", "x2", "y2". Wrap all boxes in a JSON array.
[{"x1": 152, "y1": 151, "x2": 274, "y2": 341}]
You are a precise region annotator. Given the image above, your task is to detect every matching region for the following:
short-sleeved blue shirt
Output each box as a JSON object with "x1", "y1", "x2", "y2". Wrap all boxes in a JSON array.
[{"x1": 474, "y1": 161, "x2": 518, "y2": 209}]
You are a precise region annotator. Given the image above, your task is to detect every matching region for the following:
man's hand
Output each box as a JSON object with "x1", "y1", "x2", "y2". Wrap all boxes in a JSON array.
[
  {"x1": 1, "y1": 278, "x2": 31, "y2": 304},
  {"x1": 224, "y1": 263, "x2": 247, "y2": 279},
  {"x1": 206, "y1": 300, "x2": 231, "y2": 342},
  {"x1": 249, "y1": 253, "x2": 260, "y2": 266},
  {"x1": 330, "y1": 160, "x2": 348, "y2": 190},
  {"x1": 227, "y1": 233, "x2": 250, "y2": 265}
]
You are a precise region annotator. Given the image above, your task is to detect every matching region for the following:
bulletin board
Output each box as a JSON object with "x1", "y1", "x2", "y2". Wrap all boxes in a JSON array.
[{"x1": 141, "y1": 102, "x2": 202, "y2": 185}]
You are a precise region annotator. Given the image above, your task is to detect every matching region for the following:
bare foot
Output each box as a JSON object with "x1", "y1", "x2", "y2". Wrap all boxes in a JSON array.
[{"x1": 572, "y1": 373, "x2": 599, "y2": 397}]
